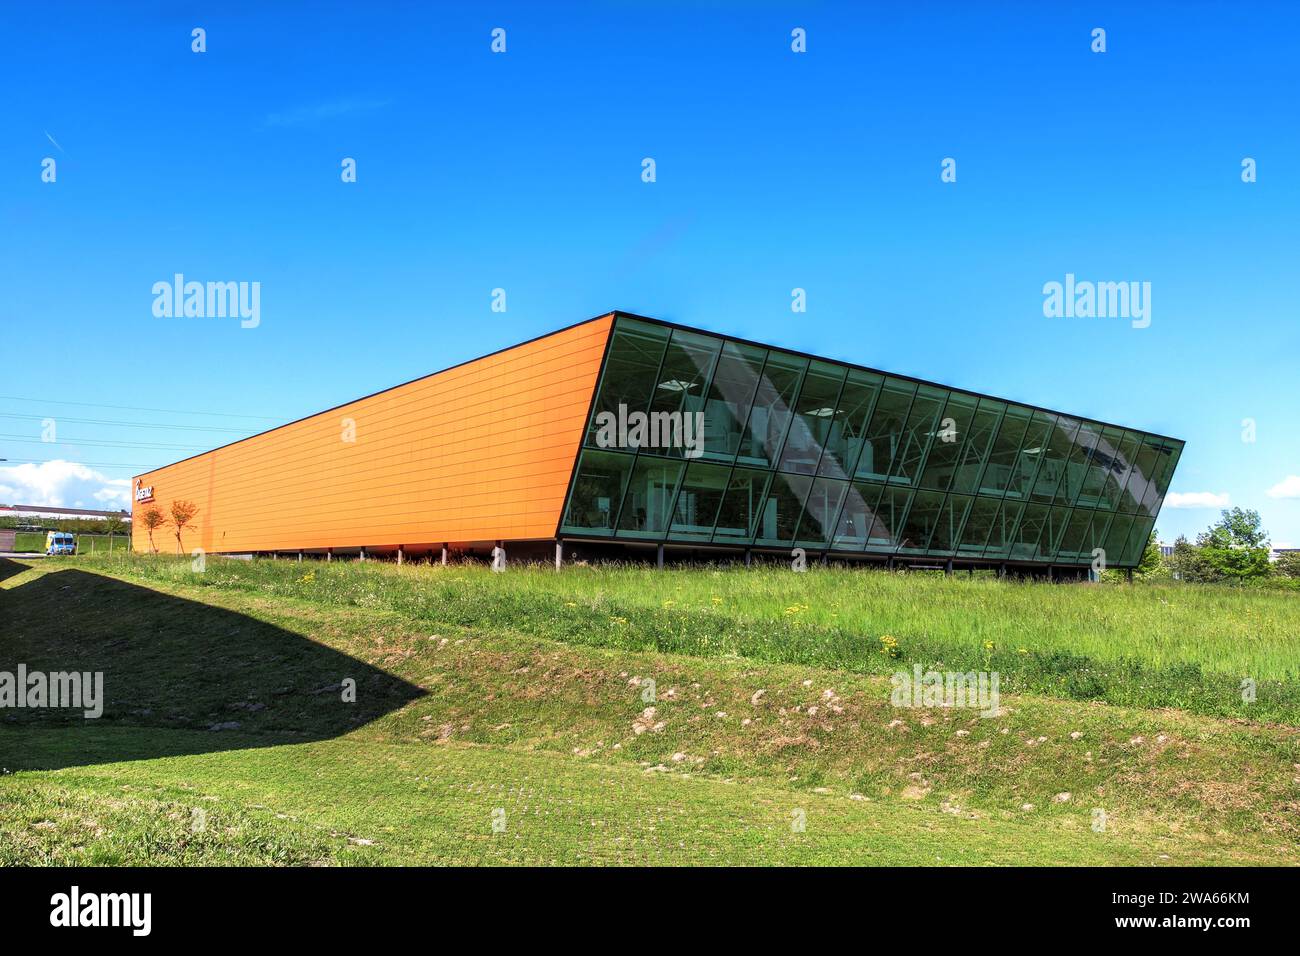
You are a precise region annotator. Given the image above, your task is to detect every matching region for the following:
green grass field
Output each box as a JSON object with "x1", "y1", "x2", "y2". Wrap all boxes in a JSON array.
[{"x1": 2, "y1": 553, "x2": 1297, "y2": 866}]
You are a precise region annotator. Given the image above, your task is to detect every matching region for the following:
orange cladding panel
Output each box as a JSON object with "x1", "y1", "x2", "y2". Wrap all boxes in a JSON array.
[{"x1": 131, "y1": 316, "x2": 613, "y2": 554}]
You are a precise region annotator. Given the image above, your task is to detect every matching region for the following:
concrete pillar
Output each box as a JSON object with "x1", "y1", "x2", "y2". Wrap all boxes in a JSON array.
[
  {"x1": 945, "y1": 558, "x2": 953, "y2": 576},
  {"x1": 1126, "y1": 568, "x2": 1134, "y2": 584},
  {"x1": 297, "y1": 552, "x2": 303, "y2": 562},
  {"x1": 887, "y1": 557, "x2": 894, "y2": 572},
  {"x1": 441, "y1": 544, "x2": 448, "y2": 566},
  {"x1": 360, "y1": 547, "x2": 367, "y2": 563},
  {"x1": 554, "y1": 539, "x2": 563, "y2": 571},
  {"x1": 999, "y1": 563, "x2": 1006, "y2": 578},
  {"x1": 656, "y1": 543, "x2": 664, "y2": 570},
  {"x1": 397, "y1": 545, "x2": 404, "y2": 566},
  {"x1": 327, "y1": 549, "x2": 333, "y2": 563},
  {"x1": 744, "y1": 548, "x2": 751, "y2": 568}
]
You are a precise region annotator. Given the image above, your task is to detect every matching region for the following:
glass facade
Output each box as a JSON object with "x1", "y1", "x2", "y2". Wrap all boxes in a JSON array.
[{"x1": 561, "y1": 317, "x2": 1183, "y2": 567}]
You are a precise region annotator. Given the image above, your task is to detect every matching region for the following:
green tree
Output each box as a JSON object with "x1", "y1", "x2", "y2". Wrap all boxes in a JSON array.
[
  {"x1": 1196, "y1": 508, "x2": 1272, "y2": 583},
  {"x1": 1273, "y1": 551, "x2": 1300, "y2": 579}
]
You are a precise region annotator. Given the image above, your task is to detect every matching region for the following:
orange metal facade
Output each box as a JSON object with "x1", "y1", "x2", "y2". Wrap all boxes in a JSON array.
[{"x1": 131, "y1": 315, "x2": 613, "y2": 555}]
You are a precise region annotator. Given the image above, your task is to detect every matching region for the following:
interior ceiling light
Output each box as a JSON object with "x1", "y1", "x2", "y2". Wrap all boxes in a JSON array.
[{"x1": 657, "y1": 380, "x2": 697, "y2": 392}]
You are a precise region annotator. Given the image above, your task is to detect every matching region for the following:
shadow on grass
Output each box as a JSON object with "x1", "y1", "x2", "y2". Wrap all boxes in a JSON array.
[{"x1": 0, "y1": 558, "x2": 425, "y2": 771}]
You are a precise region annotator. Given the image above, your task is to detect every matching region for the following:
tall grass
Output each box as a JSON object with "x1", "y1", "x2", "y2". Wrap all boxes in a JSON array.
[{"x1": 69, "y1": 552, "x2": 1300, "y2": 722}]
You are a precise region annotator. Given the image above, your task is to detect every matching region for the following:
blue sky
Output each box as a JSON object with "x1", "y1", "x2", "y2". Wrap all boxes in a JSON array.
[{"x1": 2, "y1": 1, "x2": 1297, "y2": 544}]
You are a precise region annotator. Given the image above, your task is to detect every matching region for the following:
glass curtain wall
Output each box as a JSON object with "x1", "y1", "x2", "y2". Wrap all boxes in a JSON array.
[{"x1": 561, "y1": 317, "x2": 1182, "y2": 566}]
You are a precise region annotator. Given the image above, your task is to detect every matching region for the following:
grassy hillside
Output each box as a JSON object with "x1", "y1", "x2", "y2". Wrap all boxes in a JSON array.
[{"x1": 2, "y1": 554, "x2": 1297, "y2": 866}]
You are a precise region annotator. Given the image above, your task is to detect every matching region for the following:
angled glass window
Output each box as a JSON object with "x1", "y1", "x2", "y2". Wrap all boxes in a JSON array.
[
  {"x1": 1057, "y1": 420, "x2": 1101, "y2": 507},
  {"x1": 1101, "y1": 513, "x2": 1136, "y2": 567},
  {"x1": 982, "y1": 498, "x2": 1027, "y2": 560},
  {"x1": 896, "y1": 489, "x2": 946, "y2": 555},
  {"x1": 668, "y1": 460, "x2": 733, "y2": 540},
  {"x1": 616, "y1": 456, "x2": 685, "y2": 538},
  {"x1": 643, "y1": 330, "x2": 722, "y2": 459},
  {"x1": 1084, "y1": 426, "x2": 1128, "y2": 510},
  {"x1": 956, "y1": 496, "x2": 1001, "y2": 556},
  {"x1": 928, "y1": 493, "x2": 974, "y2": 556},
  {"x1": 1004, "y1": 411, "x2": 1057, "y2": 502},
  {"x1": 698, "y1": 341, "x2": 766, "y2": 464},
  {"x1": 889, "y1": 384, "x2": 947, "y2": 486},
  {"x1": 1031, "y1": 415, "x2": 1080, "y2": 504},
  {"x1": 855, "y1": 378, "x2": 917, "y2": 481},
  {"x1": 1140, "y1": 441, "x2": 1182, "y2": 517},
  {"x1": 1119, "y1": 435, "x2": 1160, "y2": 515},
  {"x1": 561, "y1": 449, "x2": 638, "y2": 536},
  {"x1": 1055, "y1": 507, "x2": 1097, "y2": 563},
  {"x1": 734, "y1": 351, "x2": 807, "y2": 469},
  {"x1": 1041, "y1": 506, "x2": 1073, "y2": 559},
  {"x1": 1121, "y1": 516, "x2": 1156, "y2": 566},
  {"x1": 795, "y1": 478, "x2": 850, "y2": 547},
  {"x1": 866, "y1": 487, "x2": 913, "y2": 552},
  {"x1": 918, "y1": 392, "x2": 979, "y2": 491},
  {"x1": 980, "y1": 405, "x2": 1034, "y2": 497},
  {"x1": 831, "y1": 480, "x2": 885, "y2": 550},
  {"x1": 777, "y1": 360, "x2": 848, "y2": 475},
  {"x1": 585, "y1": 320, "x2": 670, "y2": 447},
  {"x1": 753, "y1": 472, "x2": 815, "y2": 546},
  {"x1": 1105, "y1": 430, "x2": 1142, "y2": 511},
  {"x1": 1010, "y1": 502, "x2": 1050, "y2": 561},
  {"x1": 711, "y1": 467, "x2": 773, "y2": 543},
  {"x1": 1081, "y1": 510, "x2": 1114, "y2": 564},
  {"x1": 817, "y1": 370, "x2": 883, "y2": 480},
  {"x1": 948, "y1": 398, "x2": 1005, "y2": 495}
]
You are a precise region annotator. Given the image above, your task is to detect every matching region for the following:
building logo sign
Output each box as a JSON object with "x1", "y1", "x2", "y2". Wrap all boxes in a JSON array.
[{"x1": 134, "y1": 480, "x2": 154, "y2": 503}]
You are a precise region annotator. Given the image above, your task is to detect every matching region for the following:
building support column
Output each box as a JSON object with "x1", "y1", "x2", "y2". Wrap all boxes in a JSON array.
[
  {"x1": 998, "y1": 563, "x2": 1006, "y2": 578},
  {"x1": 1126, "y1": 568, "x2": 1133, "y2": 584},
  {"x1": 327, "y1": 548, "x2": 333, "y2": 563},
  {"x1": 441, "y1": 544, "x2": 448, "y2": 566},
  {"x1": 554, "y1": 539, "x2": 563, "y2": 571},
  {"x1": 887, "y1": 557, "x2": 894, "y2": 572},
  {"x1": 945, "y1": 558, "x2": 953, "y2": 576},
  {"x1": 297, "y1": 551, "x2": 303, "y2": 562},
  {"x1": 656, "y1": 543, "x2": 664, "y2": 570},
  {"x1": 360, "y1": 547, "x2": 367, "y2": 563},
  {"x1": 397, "y1": 545, "x2": 404, "y2": 566},
  {"x1": 744, "y1": 548, "x2": 751, "y2": 568}
]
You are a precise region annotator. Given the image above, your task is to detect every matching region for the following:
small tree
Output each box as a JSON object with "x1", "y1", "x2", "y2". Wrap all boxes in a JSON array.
[
  {"x1": 1197, "y1": 508, "x2": 1272, "y2": 583},
  {"x1": 1273, "y1": 551, "x2": 1300, "y2": 579},
  {"x1": 139, "y1": 507, "x2": 166, "y2": 553},
  {"x1": 170, "y1": 499, "x2": 199, "y2": 554}
]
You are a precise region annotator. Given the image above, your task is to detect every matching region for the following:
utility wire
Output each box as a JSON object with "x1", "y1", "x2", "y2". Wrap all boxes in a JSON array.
[
  {"x1": 0, "y1": 394, "x2": 281, "y2": 421},
  {"x1": 0, "y1": 412, "x2": 253, "y2": 434},
  {"x1": 0, "y1": 434, "x2": 205, "y2": 451}
]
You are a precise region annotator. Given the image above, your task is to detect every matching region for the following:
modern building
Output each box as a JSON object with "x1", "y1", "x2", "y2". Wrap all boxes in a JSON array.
[{"x1": 131, "y1": 311, "x2": 1183, "y2": 574}]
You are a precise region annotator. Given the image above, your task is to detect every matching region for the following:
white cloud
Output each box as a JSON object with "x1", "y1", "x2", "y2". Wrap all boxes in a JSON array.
[
  {"x1": 1163, "y1": 491, "x2": 1231, "y2": 509},
  {"x1": 1265, "y1": 475, "x2": 1300, "y2": 499},
  {"x1": 0, "y1": 460, "x2": 131, "y2": 509}
]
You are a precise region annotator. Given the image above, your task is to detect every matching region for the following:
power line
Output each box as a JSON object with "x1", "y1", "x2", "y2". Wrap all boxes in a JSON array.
[
  {"x1": 0, "y1": 412, "x2": 253, "y2": 434},
  {"x1": 0, "y1": 394, "x2": 281, "y2": 421},
  {"x1": 1, "y1": 458, "x2": 161, "y2": 469},
  {"x1": 0, "y1": 434, "x2": 206, "y2": 451}
]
